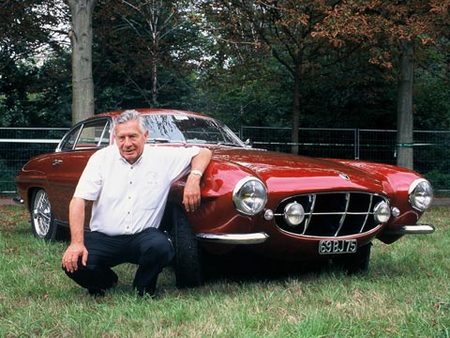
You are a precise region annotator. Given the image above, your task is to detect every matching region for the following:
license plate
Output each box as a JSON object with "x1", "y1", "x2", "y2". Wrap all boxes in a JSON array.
[{"x1": 318, "y1": 239, "x2": 357, "y2": 255}]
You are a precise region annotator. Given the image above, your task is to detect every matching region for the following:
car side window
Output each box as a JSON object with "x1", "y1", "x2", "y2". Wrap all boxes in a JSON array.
[
  {"x1": 74, "y1": 119, "x2": 110, "y2": 150},
  {"x1": 59, "y1": 119, "x2": 110, "y2": 152},
  {"x1": 60, "y1": 125, "x2": 82, "y2": 151}
]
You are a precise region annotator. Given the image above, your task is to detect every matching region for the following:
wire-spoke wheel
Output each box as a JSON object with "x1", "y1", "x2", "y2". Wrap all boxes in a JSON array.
[{"x1": 31, "y1": 189, "x2": 57, "y2": 240}]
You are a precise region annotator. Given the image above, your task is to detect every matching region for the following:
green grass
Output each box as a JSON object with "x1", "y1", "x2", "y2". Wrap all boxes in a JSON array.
[{"x1": 1, "y1": 205, "x2": 449, "y2": 337}]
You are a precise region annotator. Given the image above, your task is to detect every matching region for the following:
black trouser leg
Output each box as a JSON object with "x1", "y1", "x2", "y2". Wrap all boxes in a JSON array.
[
  {"x1": 129, "y1": 228, "x2": 175, "y2": 296},
  {"x1": 64, "y1": 263, "x2": 118, "y2": 295},
  {"x1": 62, "y1": 231, "x2": 123, "y2": 294},
  {"x1": 62, "y1": 228, "x2": 174, "y2": 296}
]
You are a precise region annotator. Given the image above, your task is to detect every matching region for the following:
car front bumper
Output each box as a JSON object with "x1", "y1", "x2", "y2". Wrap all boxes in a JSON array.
[
  {"x1": 382, "y1": 224, "x2": 435, "y2": 235},
  {"x1": 196, "y1": 232, "x2": 269, "y2": 244}
]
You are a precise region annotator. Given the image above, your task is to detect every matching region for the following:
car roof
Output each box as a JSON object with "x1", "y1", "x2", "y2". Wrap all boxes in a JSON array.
[{"x1": 94, "y1": 108, "x2": 208, "y2": 119}]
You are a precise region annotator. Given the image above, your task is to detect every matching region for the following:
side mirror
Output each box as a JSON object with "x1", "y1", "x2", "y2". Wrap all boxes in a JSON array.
[{"x1": 244, "y1": 138, "x2": 252, "y2": 148}]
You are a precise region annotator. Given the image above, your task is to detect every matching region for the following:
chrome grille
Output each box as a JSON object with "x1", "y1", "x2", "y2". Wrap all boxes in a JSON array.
[{"x1": 274, "y1": 192, "x2": 388, "y2": 237}]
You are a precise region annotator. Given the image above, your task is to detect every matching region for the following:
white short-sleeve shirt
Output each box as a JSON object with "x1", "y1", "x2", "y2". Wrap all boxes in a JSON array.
[{"x1": 73, "y1": 144, "x2": 200, "y2": 236}]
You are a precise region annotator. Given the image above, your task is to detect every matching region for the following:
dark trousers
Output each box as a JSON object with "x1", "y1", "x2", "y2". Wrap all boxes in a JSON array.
[{"x1": 63, "y1": 227, "x2": 175, "y2": 295}]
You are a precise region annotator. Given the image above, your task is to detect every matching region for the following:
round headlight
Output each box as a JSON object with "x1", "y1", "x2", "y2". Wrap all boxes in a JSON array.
[
  {"x1": 409, "y1": 179, "x2": 433, "y2": 211},
  {"x1": 284, "y1": 202, "x2": 305, "y2": 227},
  {"x1": 373, "y1": 201, "x2": 391, "y2": 223},
  {"x1": 233, "y1": 177, "x2": 267, "y2": 215}
]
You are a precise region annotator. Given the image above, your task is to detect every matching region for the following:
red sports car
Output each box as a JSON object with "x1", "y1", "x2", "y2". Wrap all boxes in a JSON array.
[{"x1": 16, "y1": 109, "x2": 435, "y2": 287}]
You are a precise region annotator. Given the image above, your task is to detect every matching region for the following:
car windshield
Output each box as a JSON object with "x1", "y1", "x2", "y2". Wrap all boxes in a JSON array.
[{"x1": 142, "y1": 114, "x2": 245, "y2": 147}]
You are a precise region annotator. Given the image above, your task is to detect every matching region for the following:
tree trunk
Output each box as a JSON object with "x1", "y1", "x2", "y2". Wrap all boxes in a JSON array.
[
  {"x1": 152, "y1": 59, "x2": 158, "y2": 105},
  {"x1": 396, "y1": 41, "x2": 414, "y2": 169},
  {"x1": 291, "y1": 62, "x2": 302, "y2": 154},
  {"x1": 151, "y1": 32, "x2": 158, "y2": 105},
  {"x1": 66, "y1": 0, "x2": 96, "y2": 124}
]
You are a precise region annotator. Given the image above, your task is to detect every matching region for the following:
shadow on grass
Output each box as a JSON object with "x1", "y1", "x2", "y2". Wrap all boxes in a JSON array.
[{"x1": 201, "y1": 248, "x2": 332, "y2": 285}]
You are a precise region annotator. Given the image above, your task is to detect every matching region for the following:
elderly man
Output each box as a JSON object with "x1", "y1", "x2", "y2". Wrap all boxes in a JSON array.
[{"x1": 62, "y1": 110, "x2": 212, "y2": 297}]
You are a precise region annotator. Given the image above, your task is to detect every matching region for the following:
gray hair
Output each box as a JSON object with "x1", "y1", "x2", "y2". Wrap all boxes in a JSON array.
[{"x1": 114, "y1": 110, "x2": 147, "y2": 133}]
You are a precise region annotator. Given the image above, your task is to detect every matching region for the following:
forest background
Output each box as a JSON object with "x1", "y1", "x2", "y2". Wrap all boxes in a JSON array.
[{"x1": 1, "y1": 1, "x2": 449, "y2": 165}]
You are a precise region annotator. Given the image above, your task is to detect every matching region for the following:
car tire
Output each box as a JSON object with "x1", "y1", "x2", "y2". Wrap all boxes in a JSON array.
[
  {"x1": 170, "y1": 205, "x2": 204, "y2": 288},
  {"x1": 333, "y1": 242, "x2": 372, "y2": 274},
  {"x1": 30, "y1": 189, "x2": 59, "y2": 241}
]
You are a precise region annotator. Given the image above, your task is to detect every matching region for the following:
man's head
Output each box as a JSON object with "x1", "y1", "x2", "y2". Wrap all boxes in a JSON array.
[{"x1": 114, "y1": 110, "x2": 148, "y2": 164}]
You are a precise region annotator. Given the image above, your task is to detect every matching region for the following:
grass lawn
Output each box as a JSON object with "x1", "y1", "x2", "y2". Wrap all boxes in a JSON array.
[{"x1": 0, "y1": 205, "x2": 449, "y2": 337}]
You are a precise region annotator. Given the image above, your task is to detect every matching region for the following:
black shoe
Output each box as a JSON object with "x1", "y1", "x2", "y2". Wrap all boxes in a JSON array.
[
  {"x1": 136, "y1": 276, "x2": 158, "y2": 298},
  {"x1": 88, "y1": 288, "x2": 106, "y2": 297}
]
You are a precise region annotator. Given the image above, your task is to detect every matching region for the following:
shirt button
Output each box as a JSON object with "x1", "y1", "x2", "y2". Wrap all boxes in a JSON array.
[{"x1": 130, "y1": 181, "x2": 132, "y2": 184}]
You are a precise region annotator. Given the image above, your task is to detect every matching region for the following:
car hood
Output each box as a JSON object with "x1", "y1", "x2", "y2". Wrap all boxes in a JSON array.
[{"x1": 212, "y1": 147, "x2": 386, "y2": 193}]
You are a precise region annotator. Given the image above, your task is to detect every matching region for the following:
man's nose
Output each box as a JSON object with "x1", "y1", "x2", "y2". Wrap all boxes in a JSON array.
[{"x1": 124, "y1": 137, "x2": 132, "y2": 146}]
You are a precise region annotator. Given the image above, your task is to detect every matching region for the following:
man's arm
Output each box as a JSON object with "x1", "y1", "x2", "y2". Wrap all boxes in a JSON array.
[
  {"x1": 62, "y1": 197, "x2": 88, "y2": 272},
  {"x1": 183, "y1": 148, "x2": 212, "y2": 212}
]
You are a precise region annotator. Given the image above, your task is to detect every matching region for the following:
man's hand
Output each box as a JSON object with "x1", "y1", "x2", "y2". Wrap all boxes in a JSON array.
[
  {"x1": 62, "y1": 243, "x2": 88, "y2": 273},
  {"x1": 183, "y1": 148, "x2": 212, "y2": 212},
  {"x1": 183, "y1": 174, "x2": 202, "y2": 212}
]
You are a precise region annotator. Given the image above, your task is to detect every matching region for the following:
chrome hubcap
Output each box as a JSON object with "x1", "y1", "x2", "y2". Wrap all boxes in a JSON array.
[{"x1": 32, "y1": 190, "x2": 52, "y2": 238}]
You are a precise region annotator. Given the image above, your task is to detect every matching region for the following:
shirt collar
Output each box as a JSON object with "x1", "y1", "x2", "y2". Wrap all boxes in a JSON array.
[{"x1": 114, "y1": 144, "x2": 145, "y2": 166}]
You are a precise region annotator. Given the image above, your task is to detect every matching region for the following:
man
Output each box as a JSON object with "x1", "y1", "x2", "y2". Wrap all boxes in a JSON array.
[{"x1": 61, "y1": 110, "x2": 212, "y2": 297}]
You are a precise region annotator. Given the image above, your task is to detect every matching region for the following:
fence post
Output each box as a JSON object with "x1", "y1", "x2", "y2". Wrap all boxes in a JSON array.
[{"x1": 354, "y1": 128, "x2": 360, "y2": 160}]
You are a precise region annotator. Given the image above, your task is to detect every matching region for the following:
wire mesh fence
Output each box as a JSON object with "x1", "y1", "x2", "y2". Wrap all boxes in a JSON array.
[
  {"x1": 1, "y1": 126, "x2": 449, "y2": 195},
  {"x1": 241, "y1": 126, "x2": 450, "y2": 194},
  {"x1": 0, "y1": 128, "x2": 68, "y2": 194}
]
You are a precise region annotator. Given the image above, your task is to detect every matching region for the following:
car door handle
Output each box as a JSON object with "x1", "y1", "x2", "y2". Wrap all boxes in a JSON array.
[{"x1": 52, "y1": 159, "x2": 63, "y2": 166}]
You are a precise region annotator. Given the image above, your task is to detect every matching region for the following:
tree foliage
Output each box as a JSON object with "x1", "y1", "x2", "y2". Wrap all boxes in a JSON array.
[
  {"x1": 199, "y1": 0, "x2": 449, "y2": 156},
  {"x1": 0, "y1": 0, "x2": 59, "y2": 67},
  {"x1": 200, "y1": 0, "x2": 345, "y2": 152},
  {"x1": 312, "y1": 0, "x2": 449, "y2": 167},
  {"x1": 0, "y1": 0, "x2": 69, "y2": 126},
  {"x1": 92, "y1": 0, "x2": 205, "y2": 110},
  {"x1": 0, "y1": 0, "x2": 448, "y2": 135}
]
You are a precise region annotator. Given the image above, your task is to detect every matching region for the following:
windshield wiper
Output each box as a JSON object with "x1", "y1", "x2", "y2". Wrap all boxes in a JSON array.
[
  {"x1": 216, "y1": 141, "x2": 243, "y2": 147},
  {"x1": 186, "y1": 139, "x2": 209, "y2": 144},
  {"x1": 147, "y1": 138, "x2": 171, "y2": 143}
]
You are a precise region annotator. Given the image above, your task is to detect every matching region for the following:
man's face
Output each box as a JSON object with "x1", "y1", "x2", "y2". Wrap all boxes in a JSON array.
[{"x1": 114, "y1": 120, "x2": 148, "y2": 164}]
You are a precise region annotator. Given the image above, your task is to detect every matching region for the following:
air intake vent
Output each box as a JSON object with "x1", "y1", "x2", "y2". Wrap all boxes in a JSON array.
[{"x1": 274, "y1": 192, "x2": 388, "y2": 237}]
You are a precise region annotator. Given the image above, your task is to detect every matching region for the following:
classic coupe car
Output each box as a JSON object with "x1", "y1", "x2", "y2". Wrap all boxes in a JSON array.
[{"x1": 16, "y1": 108, "x2": 435, "y2": 287}]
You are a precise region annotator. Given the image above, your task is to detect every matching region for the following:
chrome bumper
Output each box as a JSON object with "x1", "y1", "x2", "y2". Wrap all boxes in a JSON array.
[
  {"x1": 384, "y1": 224, "x2": 435, "y2": 235},
  {"x1": 13, "y1": 196, "x2": 24, "y2": 205},
  {"x1": 196, "y1": 232, "x2": 269, "y2": 244}
]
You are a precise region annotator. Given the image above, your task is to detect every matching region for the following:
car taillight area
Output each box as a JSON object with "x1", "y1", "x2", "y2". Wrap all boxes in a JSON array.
[{"x1": 274, "y1": 192, "x2": 390, "y2": 237}]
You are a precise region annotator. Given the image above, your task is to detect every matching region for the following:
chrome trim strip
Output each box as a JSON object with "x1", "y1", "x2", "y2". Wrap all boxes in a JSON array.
[
  {"x1": 303, "y1": 194, "x2": 316, "y2": 235},
  {"x1": 196, "y1": 232, "x2": 269, "y2": 244},
  {"x1": 12, "y1": 196, "x2": 24, "y2": 204},
  {"x1": 96, "y1": 120, "x2": 110, "y2": 147},
  {"x1": 360, "y1": 194, "x2": 373, "y2": 233},
  {"x1": 277, "y1": 223, "x2": 383, "y2": 239},
  {"x1": 335, "y1": 192, "x2": 350, "y2": 237},
  {"x1": 277, "y1": 211, "x2": 378, "y2": 216},
  {"x1": 384, "y1": 224, "x2": 435, "y2": 235}
]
